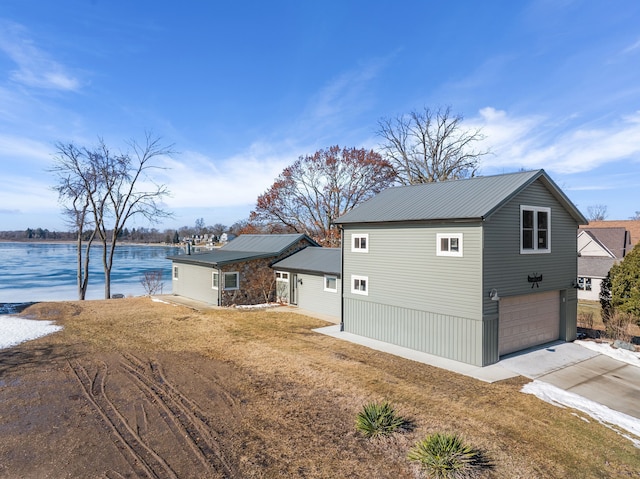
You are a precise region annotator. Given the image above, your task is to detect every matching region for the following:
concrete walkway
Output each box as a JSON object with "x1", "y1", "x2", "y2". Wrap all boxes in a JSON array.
[{"x1": 314, "y1": 325, "x2": 640, "y2": 420}]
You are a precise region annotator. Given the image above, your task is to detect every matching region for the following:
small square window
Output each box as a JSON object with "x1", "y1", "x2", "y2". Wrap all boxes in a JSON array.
[
  {"x1": 436, "y1": 233, "x2": 463, "y2": 257},
  {"x1": 324, "y1": 275, "x2": 337, "y2": 293},
  {"x1": 223, "y1": 272, "x2": 239, "y2": 290},
  {"x1": 352, "y1": 234, "x2": 369, "y2": 253},
  {"x1": 351, "y1": 275, "x2": 368, "y2": 295}
]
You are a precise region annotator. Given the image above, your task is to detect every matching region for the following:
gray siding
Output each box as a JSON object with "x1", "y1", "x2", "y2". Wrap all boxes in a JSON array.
[
  {"x1": 342, "y1": 222, "x2": 485, "y2": 365},
  {"x1": 482, "y1": 179, "x2": 579, "y2": 363},
  {"x1": 344, "y1": 298, "x2": 485, "y2": 365},
  {"x1": 171, "y1": 262, "x2": 218, "y2": 305},
  {"x1": 297, "y1": 273, "x2": 341, "y2": 320}
]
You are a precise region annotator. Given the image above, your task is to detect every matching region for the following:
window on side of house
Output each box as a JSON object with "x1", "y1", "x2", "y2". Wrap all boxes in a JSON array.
[
  {"x1": 521, "y1": 205, "x2": 551, "y2": 254},
  {"x1": 173, "y1": 266, "x2": 179, "y2": 280},
  {"x1": 212, "y1": 271, "x2": 219, "y2": 289},
  {"x1": 436, "y1": 233, "x2": 463, "y2": 257},
  {"x1": 351, "y1": 275, "x2": 368, "y2": 295},
  {"x1": 352, "y1": 233, "x2": 369, "y2": 253},
  {"x1": 577, "y1": 277, "x2": 592, "y2": 291},
  {"x1": 224, "y1": 272, "x2": 239, "y2": 290},
  {"x1": 324, "y1": 275, "x2": 337, "y2": 293},
  {"x1": 275, "y1": 271, "x2": 289, "y2": 282}
]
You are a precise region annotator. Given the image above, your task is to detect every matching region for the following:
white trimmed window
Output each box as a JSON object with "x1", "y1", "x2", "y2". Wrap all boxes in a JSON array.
[
  {"x1": 275, "y1": 271, "x2": 289, "y2": 282},
  {"x1": 352, "y1": 233, "x2": 369, "y2": 253},
  {"x1": 437, "y1": 233, "x2": 463, "y2": 257},
  {"x1": 173, "y1": 266, "x2": 179, "y2": 280},
  {"x1": 521, "y1": 205, "x2": 551, "y2": 254},
  {"x1": 212, "y1": 271, "x2": 219, "y2": 289},
  {"x1": 324, "y1": 275, "x2": 338, "y2": 293},
  {"x1": 223, "y1": 272, "x2": 239, "y2": 290},
  {"x1": 351, "y1": 275, "x2": 368, "y2": 295}
]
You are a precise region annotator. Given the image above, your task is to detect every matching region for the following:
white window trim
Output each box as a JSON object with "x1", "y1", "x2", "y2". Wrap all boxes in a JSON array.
[
  {"x1": 212, "y1": 271, "x2": 219, "y2": 289},
  {"x1": 324, "y1": 275, "x2": 338, "y2": 293},
  {"x1": 275, "y1": 271, "x2": 290, "y2": 282},
  {"x1": 436, "y1": 233, "x2": 463, "y2": 257},
  {"x1": 223, "y1": 271, "x2": 240, "y2": 291},
  {"x1": 351, "y1": 274, "x2": 368, "y2": 296},
  {"x1": 351, "y1": 233, "x2": 369, "y2": 253},
  {"x1": 520, "y1": 205, "x2": 551, "y2": 254},
  {"x1": 173, "y1": 266, "x2": 179, "y2": 280}
]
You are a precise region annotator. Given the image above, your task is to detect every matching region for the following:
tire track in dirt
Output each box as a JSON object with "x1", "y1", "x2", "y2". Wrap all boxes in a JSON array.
[
  {"x1": 69, "y1": 359, "x2": 178, "y2": 479},
  {"x1": 120, "y1": 353, "x2": 237, "y2": 478}
]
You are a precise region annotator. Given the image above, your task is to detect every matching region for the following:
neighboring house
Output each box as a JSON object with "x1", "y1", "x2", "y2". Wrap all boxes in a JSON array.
[
  {"x1": 576, "y1": 227, "x2": 631, "y2": 301},
  {"x1": 580, "y1": 220, "x2": 640, "y2": 248},
  {"x1": 271, "y1": 248, "x2": 341, "y2": 321},
  {"x1": 334, "y1": 169, "x2": 588, "y2": 367},
  {"x1": 168, "y1": 234, "x2": 318, "y2": 306}
]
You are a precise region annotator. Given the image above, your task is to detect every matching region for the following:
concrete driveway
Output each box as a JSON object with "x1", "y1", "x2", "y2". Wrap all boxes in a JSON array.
[{"x1": 499, "y1": 341, "x2": 640, "y2": 420}]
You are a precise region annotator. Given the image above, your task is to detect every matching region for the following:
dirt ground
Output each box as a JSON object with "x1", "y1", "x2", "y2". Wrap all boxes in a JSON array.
[{"x1": 0, "y1": 298, "x2": 639, "y2": 479}]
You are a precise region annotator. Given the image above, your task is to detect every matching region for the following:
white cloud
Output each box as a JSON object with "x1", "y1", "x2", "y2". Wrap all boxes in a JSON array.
[
  {"x1": 154, "y1": 143, "x2": 293, "y2": 210},
  {"x1": 472, "y1": 108, "x2": 640, "y2": 174},
  {"x1": 621, "y1": 38, "x2": 640, "y2": 55},
  {"x1": 0, "y1": 21, "x2": 80, "y2": 91},
  {"x1": 0, "y1": 134, "x2": 52, "y2": 162}
]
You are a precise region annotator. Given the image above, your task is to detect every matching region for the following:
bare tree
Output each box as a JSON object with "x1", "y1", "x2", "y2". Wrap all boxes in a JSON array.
[
  {"x1": 140, "y1": 270, "x2": 164, "y2": 295},
  {"x1": 377, "y1": 106, "x2": 489, "y2": 185},
  {"x1": 251, "y1": 146, "x2": 395, "y2": 246},
  {"x1": 52, "y1": 133, "x2": 174, "y2": 299},
  {"x1": 52, "y1": 143, "x2": 98, "y2": 300},
  {"x1": 587, "y1": 204, "x2": 608, "y2": 221},
  {"x1": 630, "y1": 211, "x2": 640, "y2": 220}
]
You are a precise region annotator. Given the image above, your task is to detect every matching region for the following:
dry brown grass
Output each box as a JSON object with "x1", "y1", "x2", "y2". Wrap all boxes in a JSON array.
[{"x1": 20, "y1": 298, "x2": 640, "y2": 478}]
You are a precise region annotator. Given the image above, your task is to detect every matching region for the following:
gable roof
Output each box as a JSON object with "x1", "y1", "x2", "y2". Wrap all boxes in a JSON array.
[
  {"x1": 271, "y1": 247, "x2": 341, "y2": 276},
  {"x1": 335, "y1": 169, "x2": 587, "y2": 225},
  {"x1": 221, "y1": 234, "x2": 319, "y2": 253},
  {"x1": 580, "y1": 220, "x2": 640, "y2": 249},
  {"x1": 578, "y1": 227, "x2": 630, "y2": 258},
  {"x1": 168, "y1": 234, "x2": 318, "y2": 267}
]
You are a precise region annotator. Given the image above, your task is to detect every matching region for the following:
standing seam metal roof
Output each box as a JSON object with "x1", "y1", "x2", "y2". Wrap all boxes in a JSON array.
[
  {"x1": 334, "y1": 169, "x2": 587, "y2": 225},
  {"x1": 271, "y1": 247, "x2": 341, "y2": 276}
]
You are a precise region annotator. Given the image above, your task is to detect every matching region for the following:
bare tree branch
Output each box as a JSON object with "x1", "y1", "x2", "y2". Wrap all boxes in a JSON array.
[{"x1": 377, "y1": 106, "x2": 489, "y2": 185}]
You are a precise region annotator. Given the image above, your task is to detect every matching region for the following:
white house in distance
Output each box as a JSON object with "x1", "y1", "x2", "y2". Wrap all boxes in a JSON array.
[{"x1": 577, "y1": 222, "x2": 638, "y2": 301}]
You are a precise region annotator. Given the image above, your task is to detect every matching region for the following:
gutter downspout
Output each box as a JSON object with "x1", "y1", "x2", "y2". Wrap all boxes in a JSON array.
[
  {"x1": 340, "y1": 225, "x2": 345, "y2": 332},
  {"x1": 217, "y1": 267, "x2": 222, "y2": 306}
]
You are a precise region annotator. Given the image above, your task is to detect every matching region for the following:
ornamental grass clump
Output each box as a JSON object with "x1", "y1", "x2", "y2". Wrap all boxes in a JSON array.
[
  {"x1": 407, "y1": 432, "x2": 484, "y2": 479},
  {"x1": 355, "y1": 401, "x2": 406, "y2": 438}
]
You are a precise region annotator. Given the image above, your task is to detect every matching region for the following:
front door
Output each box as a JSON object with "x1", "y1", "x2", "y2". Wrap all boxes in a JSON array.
[{"x1": 290, "y1": 274, "x2": 298, "y2": 305}]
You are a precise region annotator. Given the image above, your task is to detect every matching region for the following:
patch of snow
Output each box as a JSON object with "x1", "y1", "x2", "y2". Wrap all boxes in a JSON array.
[
  {"x1": 0, "y1": 315, "x2": 63, "y2": 350},
  {"x1": 522, "y1": 380, "x2": 640, "y2": 448},
  {"x1": 575, "y1": 340, "x2": 640, "y2": 367},
  {"x1": 151, "y1": 297, "x2": 172, "y2": 305},
  {"x1": 234, "y1": 303, "x2": 281, "y2": 310}
]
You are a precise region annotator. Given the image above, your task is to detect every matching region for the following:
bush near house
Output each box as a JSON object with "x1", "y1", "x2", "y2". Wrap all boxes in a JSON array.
[{"x1": 609, "y1": 243, "x2": 640, "y2": 325}]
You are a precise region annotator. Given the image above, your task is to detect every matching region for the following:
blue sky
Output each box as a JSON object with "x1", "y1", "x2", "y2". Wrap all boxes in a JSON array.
[{"x1": 1, "y1": 0, "x2": 639, "y2": 232}]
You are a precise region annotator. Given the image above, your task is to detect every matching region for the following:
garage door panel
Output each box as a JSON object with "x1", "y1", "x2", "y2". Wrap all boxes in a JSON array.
[{"x1": 499, "y1": 291, "x2": 560, "y2": 356}]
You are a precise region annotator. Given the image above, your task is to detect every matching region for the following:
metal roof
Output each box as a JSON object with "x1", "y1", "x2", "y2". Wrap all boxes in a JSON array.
[
  {"x1": 168, "y1": 234, "x2": 319, "y2": 267},
  {"x1": 272, "y1": 247, "x2": 341, "y2": 276},
  {"x1": 221, "y1": 234, "x2": 318, "y2": 253},
  {"x1": 167, "y1": 249, "x2": 273, "y2": 267},
  {"x1": 335, "y1": 169, "x2": 587, "y2": 225}
]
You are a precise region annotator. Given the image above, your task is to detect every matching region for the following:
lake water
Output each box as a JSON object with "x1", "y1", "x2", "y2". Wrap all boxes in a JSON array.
[{"x1": 0, "y1": 242, "x2": 183, "y2": 304}]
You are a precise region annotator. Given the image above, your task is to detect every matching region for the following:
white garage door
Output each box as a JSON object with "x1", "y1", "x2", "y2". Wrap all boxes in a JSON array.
[{"x1": 499, "y1": 290, "x2": 560, "y2": 356}]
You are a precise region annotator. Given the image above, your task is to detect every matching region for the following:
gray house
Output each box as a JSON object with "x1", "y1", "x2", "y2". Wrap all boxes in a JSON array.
[
  {"x1": 335, "y1": 169, "x2": 588, "y2": 366},
  {"x1": 168, "y1": 234, "x2": 318, "y2": 306},
  {"x1": 271, "y1": 247, "x2": 341, "y2": 321}
]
